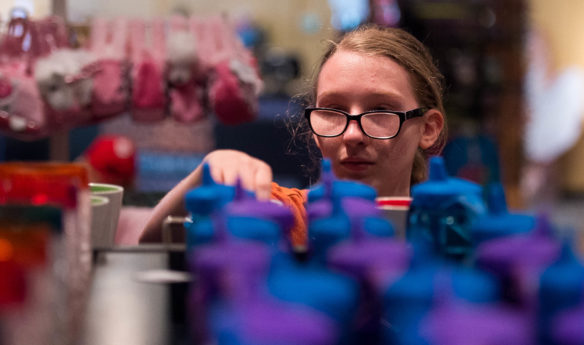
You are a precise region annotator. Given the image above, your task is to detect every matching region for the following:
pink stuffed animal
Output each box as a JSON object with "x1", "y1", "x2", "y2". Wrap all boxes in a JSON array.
[
  {"x1": 88, "y1": 17, "x2": 130, "y2": 119},
  {"x1": 166, "y1": 15, "x2": 206, "y2": 123},
  {"x1": 204, "y1": 16, "x2": 263, "y2": 125},
  {"x1": 0, "y1": 18, "x2": 48, "y2": 139},
  {"x1": 0, "y1": 62, "x2": 46, "y2": 140},
  {"x1": 34, "y1": 49, "x2": 96, "y2": 128},
  {"x1": 129, "y1": 18, "x2": 167, "y2": 122}
]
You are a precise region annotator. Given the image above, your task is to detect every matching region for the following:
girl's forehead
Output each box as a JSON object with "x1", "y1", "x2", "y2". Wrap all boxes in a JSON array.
[{"x1": 316, "y1": 50, "x2": 417, "y2": 106}]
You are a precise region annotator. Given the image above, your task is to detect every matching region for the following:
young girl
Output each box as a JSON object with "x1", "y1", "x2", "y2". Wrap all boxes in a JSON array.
[{"x1": 140, "y1": 24, "x2": 446, "y2": 246}]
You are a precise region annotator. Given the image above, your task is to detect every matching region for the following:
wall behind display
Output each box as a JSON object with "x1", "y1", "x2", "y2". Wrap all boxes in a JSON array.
[
  {"x1": 530, "y1": 0, "x2": 584, "y2": 194},
  {"x1": 0, "y1": 0, "x2": 51, "y2": 19}
]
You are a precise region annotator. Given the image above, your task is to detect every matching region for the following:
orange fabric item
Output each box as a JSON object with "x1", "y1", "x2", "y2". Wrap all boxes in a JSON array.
[{"x1": 270, "y1": 182, "x2": 308, "y2": 249}]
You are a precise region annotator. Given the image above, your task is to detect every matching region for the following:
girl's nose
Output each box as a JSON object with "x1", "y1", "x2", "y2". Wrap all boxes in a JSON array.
[{"x1": 342, "y1": 118, "x2": 366, "y2": 143}]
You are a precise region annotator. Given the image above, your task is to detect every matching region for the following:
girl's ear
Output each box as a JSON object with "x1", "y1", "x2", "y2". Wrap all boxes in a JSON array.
[{"x1": 419, "y1": 108, "x2": 444, "y2": 149}]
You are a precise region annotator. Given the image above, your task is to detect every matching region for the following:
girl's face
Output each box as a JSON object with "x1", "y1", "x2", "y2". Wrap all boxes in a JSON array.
[{"x1": 313, "y1": 50, "x2": 443, "y2": 196}]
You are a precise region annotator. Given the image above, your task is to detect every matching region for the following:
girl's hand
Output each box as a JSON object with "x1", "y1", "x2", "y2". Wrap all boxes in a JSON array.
[{"x1": 202, "y1": 149, "x2": 273, "y2": 200}]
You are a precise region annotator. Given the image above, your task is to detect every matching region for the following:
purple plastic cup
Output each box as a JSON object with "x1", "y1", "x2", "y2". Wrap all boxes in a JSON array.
[
  {"x1": 188, "y1": 211, "x2": 272, "y2": 344},
  {"x1": 475, "y1": 213, "x2": 560, "y2": 308},
  {"x1": 238, "y1": 299, "x2": 338, "y2": 345},
  {"x1": 421, "y1": 299, "x2": 533, "y2": 345},
  {"x1": 328, "y1": 197, "x2": 409, "y2": 289},
  {"x1": 552, "y1": 303, "x2": 584, "y2": 345}
]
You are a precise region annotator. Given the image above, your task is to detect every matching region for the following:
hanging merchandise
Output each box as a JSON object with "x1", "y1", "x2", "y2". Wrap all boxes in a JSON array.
[
  {"x1": 0, "y1": 14, "x2": 263, "y2": 142},
  {"x1": 34, "y1": 16, "x2": 96, "y2": 130},
  {"x1": 205, "y1": 15, "x2": 263, "y2": 126},
  {"x1": 166, "y1": 15, "x2": 205, "y2": 123},
  {"x1": 128, "y1": 18, "x2": 167, "y2": 122},
  {"x1": 87, "y1": 17, "x2": 130, "y2": 119},
  {"x1": 0, "y1": 17, "x2": 50, "y2": 140}
]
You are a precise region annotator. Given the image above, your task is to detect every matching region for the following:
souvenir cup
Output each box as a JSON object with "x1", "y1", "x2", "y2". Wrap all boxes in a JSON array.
[
  {"x1": 376, "y1": 196, "x2": 412, "y2": 239},
  {"x1": 89, "y1": 195, "x2": 111, "y2": 248},
  {"x1": 89, "y1": 183, "x2": 124, "y2": 249}
]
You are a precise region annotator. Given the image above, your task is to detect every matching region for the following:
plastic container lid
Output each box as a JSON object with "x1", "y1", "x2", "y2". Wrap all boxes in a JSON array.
[
  {"x1": 185, "y1": 164, "x2": 236, "y2": 216},
  {"x1": 328, "y1": 238, "x2": 409, "y2": 287},
  {"x1": 471, "y1": 182, "x2": 536, "y2": 244},
  {"x1": 308, "y1": 180, "x2": 377, "y2": 203},
  {"x1": 342, "y1": 197, "x2": 394, "y2": 238},
  {"x1": 411, "y1": 157, "x2": 483, "y2": 200},
  {"x1": 226, "y1": 216, "x2": 281, "y2": 247},
  {"x1": 327, "y1": 197, "x2": 407, "y2": 288},
  {"x1": 190, "y1": 239, "x2": 271, "y2": 302},
  {"x1": 267, "y1": 255, "x2": 360, "y2": 327},
  {"x1": 308, "y1": 159, "x2": 377, "y2": 203},
  {"x1": 308, "y1": 197, "x2": 351, "y2": 259},
  {"x1": 476, "y1": 213, "x2": 561, "y2": 277},
  {"x1": 224, "y1": 182, "x2": 295, "y2": 235}
]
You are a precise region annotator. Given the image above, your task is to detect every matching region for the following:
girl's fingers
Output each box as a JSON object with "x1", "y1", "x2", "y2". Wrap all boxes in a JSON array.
[{"x1": 252, "y1": 161, "x2": 273, "y2": 201}]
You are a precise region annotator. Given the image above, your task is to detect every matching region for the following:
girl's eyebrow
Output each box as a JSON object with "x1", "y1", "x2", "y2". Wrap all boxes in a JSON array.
[{"x1": 317, "y1": 91, "x2": 406, "y2": 107}]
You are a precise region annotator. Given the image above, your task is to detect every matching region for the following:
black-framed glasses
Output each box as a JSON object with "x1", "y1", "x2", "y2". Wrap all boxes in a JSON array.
[{"x1": 304, "y1": 107, "x2": 428, "y2": 139}]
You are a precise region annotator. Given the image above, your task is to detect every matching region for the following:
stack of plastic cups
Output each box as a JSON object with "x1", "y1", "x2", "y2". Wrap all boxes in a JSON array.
[
  {"x1": 537, "y1": 239, "x2": 584, "y2": 345},
  {"x1": 475, "y1": 213, "x2": 561, "y2": 311},
  {"x1": 0, "y1": 162, "x2": 90, "y2": 345},
  {"x1": 471, "y1": 182, "x2": 536, "y2": 245},
  {"x1": 407, "y1": 156, "x2": 487, "y2": 262},
  {"x1": 327, "y1": 197, "x2": 410, "y2": 344},
  {"x1": 0, "y1": 205, "x2": 63, "y2": 345}
]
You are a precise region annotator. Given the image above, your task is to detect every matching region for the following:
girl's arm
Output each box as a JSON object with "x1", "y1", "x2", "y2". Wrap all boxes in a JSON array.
[{"x1": 139, "y1": 149, "x2": 273, "y2": 242}]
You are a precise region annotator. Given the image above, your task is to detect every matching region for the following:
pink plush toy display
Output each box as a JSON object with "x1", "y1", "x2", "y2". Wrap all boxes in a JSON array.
[
  {"x1": 129, "y1": 18, "x2": 167, "y2": 122},
  {"x1": 0, "y1": 14, "x2": 263, "y2": 141},
  {"x1": 0, "y1": 17, "x2": 51, "y2": 139},
  {"x1": 88, "y1": 18, "x2": 130, "y2": 119},
  {"x1": 166, "y1": 15, "x2": 206, "y2": 123},
  {"x1": 205, "y1": 16, "x2": 263, "y2": 125}
]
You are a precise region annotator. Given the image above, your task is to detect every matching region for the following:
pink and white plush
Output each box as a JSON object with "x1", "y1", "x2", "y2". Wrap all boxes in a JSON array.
[
  {"x1": 166, "y1": 15, "x2": 206, "y2": 123},
  {"x1": 34, "y1": 48, "x2": 97, "y2": 127},
  {"x1": 128, "y1": 18, "x2": 167, "y2": 122},
  {"x1": 88, "y1": 17, "x2": 131, "y2": 118},
  {"x1": 204, "y1": 15, "x2": 263, "y2": 125},
  {"x1": 0, "y1": 18, "x2": 48, "y2": 139},
  {"x1": 0, "y1": 62, "x2": 46, "y2": 139}
]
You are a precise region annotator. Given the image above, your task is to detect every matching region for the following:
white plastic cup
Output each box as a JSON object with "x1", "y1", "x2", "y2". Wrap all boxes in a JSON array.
[
  {"x1": 376, "y1": 197, "x2": 412, "y2": 239},
  {"x1": 90, "y1": 195, "x2": 111, "y2": 248},
  {"x1": 89, "y1": 183, "x2": 124, "y2": 248}
]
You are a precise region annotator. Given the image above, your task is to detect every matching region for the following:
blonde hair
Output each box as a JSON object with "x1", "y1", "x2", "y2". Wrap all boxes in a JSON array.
[{"x1": 297, "y1": 24, "x2": 447, "y2": 185}]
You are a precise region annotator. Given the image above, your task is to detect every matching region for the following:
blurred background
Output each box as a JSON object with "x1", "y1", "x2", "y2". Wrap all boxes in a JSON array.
[{"x1": 1, "y1": 0, "x2": 584, "y2": 230}]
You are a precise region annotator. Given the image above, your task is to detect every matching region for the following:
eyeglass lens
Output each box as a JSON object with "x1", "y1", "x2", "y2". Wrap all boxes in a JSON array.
[{"x1": 310, "y1": 109, "x2": 401, "y2": 138}]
